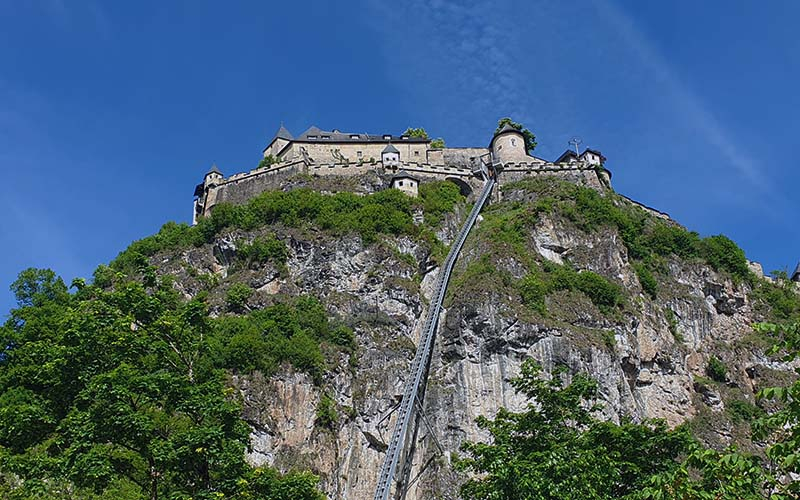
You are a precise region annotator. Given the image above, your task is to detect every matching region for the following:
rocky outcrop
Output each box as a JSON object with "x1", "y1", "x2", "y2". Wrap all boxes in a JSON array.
[{"x1": 156, "y1": 176, "x2": 795, "y2": 499}]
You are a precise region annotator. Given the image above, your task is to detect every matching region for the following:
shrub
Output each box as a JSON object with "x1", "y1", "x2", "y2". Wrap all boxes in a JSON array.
[
  {"x1": 634, "y1": 263, "x2": 658, "y2": 299},
  {"x1": 727, "y1": 399, "x2": 764, "y2": 424},
  {"x1": 315, "y1": 394, "x2": 338, "y2": 430},
  {"x1": 226, "y1": 283, "x2": 253, "y2": 312},
  {"x1": 430, "y1": 138, "x2": 446, "y2": 148},
  {"x1": 257, "y1": 155, "x2": 277, "y2": 169},
  {"x1": 237, "y1": 234, "x2": 288, "y2": 266},
  {"x1": 699, "y1": 235, "x2": 752, "y2": 283},
  {"x1": 519, "y1": 274, "x2": 546, "y2": 314},
  {"x1": 706, "y1": 356, "x2": 727, "y2": 382},
  {"x1": 419, "y1": 181, "x2": 465, "y2": 225},
  {"x1": 575, "y1": 271, "x2": 623, "y2": 312}
]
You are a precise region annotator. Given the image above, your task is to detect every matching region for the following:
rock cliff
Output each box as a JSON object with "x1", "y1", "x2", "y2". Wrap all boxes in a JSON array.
[{"x1": 153, "y1": 172, "x2": 795, "y2": 499}]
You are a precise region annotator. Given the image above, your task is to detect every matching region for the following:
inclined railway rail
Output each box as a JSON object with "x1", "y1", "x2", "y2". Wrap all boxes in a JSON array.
[{"x1": 373, "y1": 173, "x2": 496, "y2": 500}]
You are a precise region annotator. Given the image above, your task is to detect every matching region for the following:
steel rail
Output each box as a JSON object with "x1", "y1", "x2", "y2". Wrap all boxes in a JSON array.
[{"x1": 373, "y1": 176, "x2": 496, "y2": 500}]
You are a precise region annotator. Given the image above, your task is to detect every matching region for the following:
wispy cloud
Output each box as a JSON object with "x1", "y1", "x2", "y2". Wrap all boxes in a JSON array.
[{"x1": 591, "y1": 0, "x2": 770, "y2": 192}]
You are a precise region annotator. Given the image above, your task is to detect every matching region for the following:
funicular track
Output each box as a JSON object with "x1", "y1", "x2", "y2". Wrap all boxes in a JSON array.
[{"x1": 373, "y1": 172, "x2": 496, "y2": 500}]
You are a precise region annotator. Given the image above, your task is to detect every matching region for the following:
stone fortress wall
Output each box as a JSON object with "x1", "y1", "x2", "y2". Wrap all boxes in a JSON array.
[{"x1": 193, "y1": 124, "x2": 635, "y2": 223}]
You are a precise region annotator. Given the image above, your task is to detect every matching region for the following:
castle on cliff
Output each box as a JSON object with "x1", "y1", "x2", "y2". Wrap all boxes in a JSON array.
[{"x1": 193, "y1": 123, "x2": 612, "y2": 225}]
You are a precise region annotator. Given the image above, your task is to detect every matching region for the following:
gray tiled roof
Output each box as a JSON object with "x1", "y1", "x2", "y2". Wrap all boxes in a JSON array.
[
  {"x1": 382, "y1": 144, "x2": 399, "y2": 154},
  {"x1": 555, "y1": 149, "x2": 580, "y2": 163},
  {"x1": 294, "y1": 125, "x2": 429, "y2": 143},
  {"x1": 392, "y1": 170, "x2": 419, "y2": 181},
  {"x1": 206, "y1": 163, "x2": 222, "y2": 176},
  {"x1": 495, "y1": 123, "x2": 521, "y2": 136},
  {"x1": 274, "y1": 124, "x2": 293, "y2": 141}
]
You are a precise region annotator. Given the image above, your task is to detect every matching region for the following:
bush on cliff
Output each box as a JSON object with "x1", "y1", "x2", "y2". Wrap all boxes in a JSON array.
[
  {"x1": 112, "y1": 182, "x2": 465, "y2": 274},
  {"x1": 0, "y1": 267, "x2": 327, "y2": 499}
]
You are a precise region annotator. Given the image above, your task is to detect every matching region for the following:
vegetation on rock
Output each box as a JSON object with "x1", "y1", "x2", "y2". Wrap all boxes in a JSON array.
[{"x1": 0, "y1": 268, "x2": 336, "y2": 499}]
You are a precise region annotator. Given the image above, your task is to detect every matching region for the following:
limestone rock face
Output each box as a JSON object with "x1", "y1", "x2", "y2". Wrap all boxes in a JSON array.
[{"x1": 160, "y1": 182, "x2": 792, "y2": 500}]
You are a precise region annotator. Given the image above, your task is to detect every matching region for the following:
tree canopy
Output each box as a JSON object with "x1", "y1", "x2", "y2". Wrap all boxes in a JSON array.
[
  {"x1": 0, "y1": 267, "x2": 327, "y2": 500},
  {"x1": 495, "y1": 117, "x2": 537, "y2": 152}
]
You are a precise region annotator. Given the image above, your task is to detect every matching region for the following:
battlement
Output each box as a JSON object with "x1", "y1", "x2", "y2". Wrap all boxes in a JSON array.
[{"x1": 192, "y1": 124, "x2": 612, "y2": 224}]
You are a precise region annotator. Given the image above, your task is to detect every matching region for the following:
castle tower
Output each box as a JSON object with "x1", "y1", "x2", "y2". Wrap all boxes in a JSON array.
[
  {"x1": 204, "y1": 163, "x2": 223, "y2": 187},
  {"x1": 263, "y1": 124, "x2": 293, "y2": 159},
  {"x1": 490, "y1": 123, "x2": 527, "y2": 162},
  {"x1": 193, "y1": 164, "x2": 224, "y2": 225}
]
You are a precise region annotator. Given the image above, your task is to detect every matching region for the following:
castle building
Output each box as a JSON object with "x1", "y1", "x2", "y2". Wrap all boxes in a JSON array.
[
  {"x1": 262, "y1": 125, "x2": 430, "y2": 165},
  {"x1": 193, "y1": 123, "x2": 613, "y2": 223},
  {"x1": 792, "y1": 262, "x2": 800, "y2": 282},
  {"x1": 391, "y1": 171, "x2": 420, "y2": 197}
]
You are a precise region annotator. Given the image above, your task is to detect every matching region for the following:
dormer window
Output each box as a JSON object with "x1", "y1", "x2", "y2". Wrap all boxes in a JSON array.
[
  {"x1": 401, "y1": 135, "x2": 409, "y2": 140},
  {"x1": 350, "y1": 134, "x2": 359, "y2": 139},
  {"x1": 307, "y1": 135, "x2": 317, "y2": 139},
  {"x1": 321, "y1": 135, "x2": 330, "y2": 139},
  {"x1": 383, "y1": 135, "x2": 392, "y2": 140}
]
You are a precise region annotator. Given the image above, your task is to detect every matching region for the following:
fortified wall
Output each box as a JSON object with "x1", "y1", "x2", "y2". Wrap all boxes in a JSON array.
[{"x1": 193, "y1": 123, "x2": 622, "y2": 224}]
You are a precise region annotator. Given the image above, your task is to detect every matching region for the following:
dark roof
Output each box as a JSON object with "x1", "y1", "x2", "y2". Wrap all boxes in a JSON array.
[
  {"x1": 555, "y1": 149, "x2": 580, "y2": 163},
  {"x1": 382, "y1": 144, "x2": 399, "y2": 154},
  {"x1": 193, "y1": 183, "x2": 204, "y2": 198},
  {"x1": 206, "y1": 164, "x2": 222, "y2": 176},
  {"x1": 792, "y1": 262, "x2": 800, "y2": 282},
  {"x1": 274, "y1": 124, "x2": 293, "y2": 141},
  {"x1": 489, "y1": 123, "x2": 524, "y2": 147},
  {"x1": 392, "y1": 170, "x2": 419, "y2": 181},
  {"x1": 293, "y1": 125, "x2": 429, "y2": 144}
]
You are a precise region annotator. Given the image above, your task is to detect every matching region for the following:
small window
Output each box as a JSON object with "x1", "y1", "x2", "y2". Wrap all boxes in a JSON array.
[
  {"x1": 321, "y1": 135, "x2": 330, "y2": 139},
  {"x1": 357, "y1": 151, "x2": 363, "y2": 158},
  {"x1": 307, "y1": 135, "x2": 317, "y2": 139},
  {"x1": 398, "y1": 181, "x2": 403, "y2": 186},
  {"x1": 383, "y1": 134, "x2": 392, "y2": 140},
  {"x1": 350, "y1": 134, "x2": 359, "y2": 139},
  {"x1": 401, "y1": 135, "x2": 409, "y2": 140},
  {"x1": 511, "y1": 138, "x2": 516, "y2": 146},
  {"x1": 414, "y1": 151, "x2": 419, "y2": 156}
]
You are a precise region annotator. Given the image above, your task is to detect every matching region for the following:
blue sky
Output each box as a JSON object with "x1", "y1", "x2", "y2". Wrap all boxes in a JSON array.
[{"x1": 2, "y1": 1, "x2": 799, "y2": 313}]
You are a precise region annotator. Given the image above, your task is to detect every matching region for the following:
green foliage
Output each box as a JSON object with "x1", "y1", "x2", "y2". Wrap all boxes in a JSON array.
[
  {"x1": 664, "y1": 308, "x2": 683, "y2": 342},
  {"x1": 520, "y1": 263, "x2": 623, "y2": 315},
  {"x1": 706, "y1": 356, "x2": 728, "y2": 382},
  {"x1": 212, "y1": 296, "x2": 353, "y2": 382},
  {"x1": 505, "y1": 178, "x2": 753, "y2": 283},
  {"x1": 315, "y1": 394, "x2": 338, "y2": 430},
  {"x1": 226, "y1": 282, "x2": 254, "y2": 312},
  {"x1": 113, "y1": 182, "x2": 465, "y2": 276},
  {"x1": 727, "y1": 399, "x2": 764, "y2": 424},
  {"x1": 430, "y1": 137, "x2": 445, "y2": 148},
  {"x1": 751, "y1": 277, "x2": 800, "y2": 322},
  {"x1": 258, "y1": 154, "x2": 278, "y2": 169},
  {"x1": 636, "y1": 446, "x2": 772, "y2": 500},
  {"x1": 418, "y1": 180, "x2": 465, "y2": 225},
  {"x1": 753, "y1": 321, "x2": 800, "y2": 496},
  {"x1": 634, "y1": 262, "x2": 658, "y2": 299},
  {"x1": 495, "y1": 117, "x2": 537, "y2": 152},
  {"x1": 0, "y1": 268, "x2": 325, "y2": 499},
  {"x1": 403, "y1": 127, "x2": 429, "y2": 139},
  {"x1": 237, "y1": 234, "x2": 288, "y2": 266},
  {"x1": 457, "y1": 360, "x2": 694, "y2": 499}
]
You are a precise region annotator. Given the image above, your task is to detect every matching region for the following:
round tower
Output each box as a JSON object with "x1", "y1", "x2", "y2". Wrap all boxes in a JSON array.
[
  {"x1": 490, "y1": 123, "x2": 527, "y2": 162},
  {"x1": 204, "y1": 163, "x2": 223, "y2": 187}
]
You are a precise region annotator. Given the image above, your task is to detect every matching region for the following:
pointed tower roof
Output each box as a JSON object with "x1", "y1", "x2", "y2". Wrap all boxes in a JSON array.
[
  {"x1": 205, "y1": 163, "x2": 222, "y2": 177},
  {"x1": 382, "y1": 143, "x2": 399, "y2": 154},
  {"x1": 791, "y1": 262, "x2": 800, "y2": 282},
  {"x1": 495, "y1": 123, "x2": 520, "y2": 136},
  {"x1": 274, "y1": 123, "x2": 293, "y2": 141}
]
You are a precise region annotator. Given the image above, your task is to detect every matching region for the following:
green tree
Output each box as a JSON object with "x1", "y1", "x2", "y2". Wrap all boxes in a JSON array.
[
  {"x1": 457, "y1": 360, "x2": 693, "y2": 499},
  {"x1": 0, "y1": 268, "x2": 326, "y2": 500},
  {"x1": 495, "y1": 117, "x2": 537, "y2": 152},
  {"x1": 403, "y1": 127, "x2": 429, "y2": 139}
]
